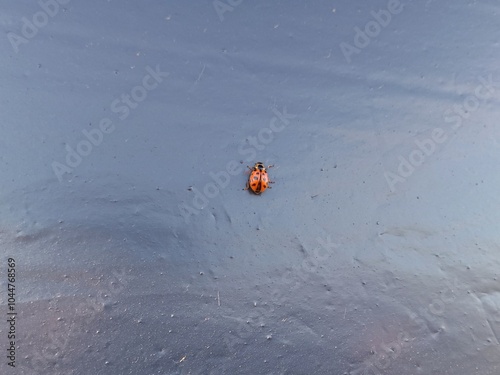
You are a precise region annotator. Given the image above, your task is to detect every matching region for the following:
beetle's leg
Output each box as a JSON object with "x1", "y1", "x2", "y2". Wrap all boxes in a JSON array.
[{"x1": 267, "y1": 165, "x2": 274, "y2": 169}]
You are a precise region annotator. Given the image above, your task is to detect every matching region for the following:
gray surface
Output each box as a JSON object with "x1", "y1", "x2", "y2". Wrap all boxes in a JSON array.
[{"x1": 1, "y1": 0, "x2": 500, "y2": 374}]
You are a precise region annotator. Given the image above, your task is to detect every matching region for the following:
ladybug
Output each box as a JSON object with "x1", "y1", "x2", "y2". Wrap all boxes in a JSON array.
[{"x1": 244, "y1": 162, "x2": 274, "y2": 195}]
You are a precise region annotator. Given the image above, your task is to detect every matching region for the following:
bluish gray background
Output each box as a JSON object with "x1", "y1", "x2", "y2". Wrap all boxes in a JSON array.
[{"x1": 1, "y1": 0, "x2": 500, "y2": 374}]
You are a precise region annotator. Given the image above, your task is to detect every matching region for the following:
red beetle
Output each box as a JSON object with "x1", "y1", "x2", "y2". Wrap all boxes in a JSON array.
[{"x1": 244, "y1": 162, "x2": 274, "y2": 195}]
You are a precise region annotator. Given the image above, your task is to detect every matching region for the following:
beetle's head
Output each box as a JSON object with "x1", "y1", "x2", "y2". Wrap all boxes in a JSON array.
[{"x1": 255, "y1": 162, "x2": 265, "y2": 170}]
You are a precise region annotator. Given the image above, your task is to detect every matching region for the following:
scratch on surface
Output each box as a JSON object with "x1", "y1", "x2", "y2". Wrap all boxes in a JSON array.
[
  {"x1": 486, "y1": 318, "x2": 500, "y2": 345},
  {"x1": 178, "y1": 355, "x2": 186, "y2": 363},
  {"x1": 378, "y1": 226, "x2": 433, "y2": 239},
  {"x1": 194, "y1": 64, "x2": 206, "y2": 85}
]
